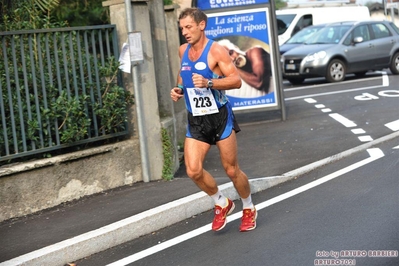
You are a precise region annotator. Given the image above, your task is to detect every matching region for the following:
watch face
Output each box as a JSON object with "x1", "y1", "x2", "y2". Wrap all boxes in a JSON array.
[{"x1": 208, "y1": 80, "x2": 213, "y2": 87}]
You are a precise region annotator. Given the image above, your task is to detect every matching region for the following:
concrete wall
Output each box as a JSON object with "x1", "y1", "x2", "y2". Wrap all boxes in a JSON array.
[
  {"x1": 0, "y1": 0, "x2": 186, "y2": 222},
  {"x1": 164, "y1": 4, "x2": 189, "y2": 160},
  {"x1": 0, "y1": 140, "x2": 142, "y2": 222}
]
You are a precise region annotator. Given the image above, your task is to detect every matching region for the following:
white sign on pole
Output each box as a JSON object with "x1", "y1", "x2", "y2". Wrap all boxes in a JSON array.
[
  {"x1": 128, "y1": 31, "x2": 144, "y2": 64},
  {"x1": 386, "y1": 2, "x2": 398, "y2": 8}
]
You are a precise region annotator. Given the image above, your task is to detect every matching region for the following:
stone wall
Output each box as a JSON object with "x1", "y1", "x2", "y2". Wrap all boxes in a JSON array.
[{"x1": 0, "y1": 140, "x2": 142, "y2": 222}]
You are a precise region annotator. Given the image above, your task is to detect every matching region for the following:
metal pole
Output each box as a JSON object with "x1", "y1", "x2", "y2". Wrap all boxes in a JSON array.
[
  {"x1": 390, "y1": 0, "x2": 395, "y2": 23},
  {"x1": 269, "y1": 0, "x2": 287, "y2": 121},
  {"x1": 124, "y1": 0, "x2": 150, "y2": 183}
]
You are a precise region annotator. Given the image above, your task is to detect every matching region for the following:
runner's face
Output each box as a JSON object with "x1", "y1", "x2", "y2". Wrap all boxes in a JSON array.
[{"x1": 179, "y1": 16, "x2": 204, "y2": 45}]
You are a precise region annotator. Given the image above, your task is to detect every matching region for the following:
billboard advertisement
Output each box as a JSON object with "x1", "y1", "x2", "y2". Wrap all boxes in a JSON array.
[
  {"x1": 205, "y1": 8, "x2": 278, "y2": 111},
  {"x1": 195, "y1": 0, "x2": 270, "y2": 10}
]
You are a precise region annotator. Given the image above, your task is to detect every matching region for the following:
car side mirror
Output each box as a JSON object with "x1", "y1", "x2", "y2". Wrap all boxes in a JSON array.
[{"x1": 353, "y1": 36, "x2": 363, "y2": 44}]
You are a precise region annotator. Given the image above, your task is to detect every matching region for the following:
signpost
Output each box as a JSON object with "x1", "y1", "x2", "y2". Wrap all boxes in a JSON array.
[{"x1": 192, "y1": 0, "x2": 286, "y2": 120}]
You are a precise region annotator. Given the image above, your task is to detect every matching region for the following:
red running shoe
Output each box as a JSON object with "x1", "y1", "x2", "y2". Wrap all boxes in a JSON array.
[
  {"x1": 212, "y1": 198, "x2": 235, "y2": 231},
  {"x1": 239, "y1": 208, "x2": 257, "y2": 232}
]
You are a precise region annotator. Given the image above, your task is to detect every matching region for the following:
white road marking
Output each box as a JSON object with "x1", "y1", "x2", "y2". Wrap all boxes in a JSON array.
[
  {"x1": 358, "y1": 136, "x2": 373, "y2": 142},
  {"x1": 352, "y1": 129, "x2": 366, "y2": 134},
  {"x1": 304, "y1": 98, "x2": 317, "y2": 103},
  {"x1": 354, "y1": 92, "x2": 380, "y2": 101},
  {"x1": 286, "y1": 85, "x2": 387, "y2": 101},
  {"x1": 106, "y1": 149, "x2": 384, "y2": 266},
  {"x1": 306, "y1": 99, "x2": 375, "y2": 145},
  {"x1": 286, "y1": 72, "x2": 389, "y2": 101},
  {"x1": 382, "y1": 72, "x2": 389, "y2": 86},
  {"x1": 385, "y1": 120, "x2": 399, "y2": 132},
  {"x1": 284, "y1": 71, "x2": 389, "y2": 103},
  {"x1": 329, "y1": 113, "x2": 357, "y2": 128},
  {"x1": 284, "y1": 76, "x2": 383, "y2": 92}
]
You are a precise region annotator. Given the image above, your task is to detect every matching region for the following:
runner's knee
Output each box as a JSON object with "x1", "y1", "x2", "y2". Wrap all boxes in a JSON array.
[
  {"x1": 186, "y1": 166, "x2": 203, "y2": 181},
  {"x1": 225, "y1": 165, "x2": 239, "y2": 179}
]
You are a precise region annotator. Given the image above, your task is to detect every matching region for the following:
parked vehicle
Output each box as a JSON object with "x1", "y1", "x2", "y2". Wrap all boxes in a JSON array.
[
  {"x1": 281, "y1": 20, "x2": 399, "y2": 84},
  {"x1": 279, "y1": 24, "x2": 327, "y2": 55},
  {"x1": 276, "y1": 6, "x2": 371, "y2": 45}
]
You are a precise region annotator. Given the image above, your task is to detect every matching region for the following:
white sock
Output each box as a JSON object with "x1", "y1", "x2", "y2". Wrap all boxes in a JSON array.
[
  {"x1": 211, "y1": 190, "x2": 227, "y2": 207},
  {"x1": 241, "y1": 195, "x2": 254, "y2": 210}
]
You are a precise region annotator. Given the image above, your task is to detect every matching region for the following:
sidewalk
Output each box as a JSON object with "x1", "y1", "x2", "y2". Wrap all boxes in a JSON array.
[{"x1": 1, "y1": 109, "x2": 398, "y2": 266}]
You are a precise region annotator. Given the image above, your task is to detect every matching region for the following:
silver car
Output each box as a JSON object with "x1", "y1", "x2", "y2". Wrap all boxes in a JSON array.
[{"x1": 281, "y1": 20, "x2": 399, "y2": 84}]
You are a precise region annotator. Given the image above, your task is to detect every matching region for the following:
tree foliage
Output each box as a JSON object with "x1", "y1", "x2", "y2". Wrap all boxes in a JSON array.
[
  {"x1": 0, "y1": 0, "x2": 66, "y2": 31},
  {"x1": 0, "y1": 0, "x2": 109, "y2": 27},
  {"x1": 53, "y1": 0, "x2": 109, "y2": 26}
]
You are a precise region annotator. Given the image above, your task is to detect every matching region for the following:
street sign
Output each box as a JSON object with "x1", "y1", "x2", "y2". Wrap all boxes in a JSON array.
[{"x1": 386, "y1": 2, "x2": 398, "y2": 8}]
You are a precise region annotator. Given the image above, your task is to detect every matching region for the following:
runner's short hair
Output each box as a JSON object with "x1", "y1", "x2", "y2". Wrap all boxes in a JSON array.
[{"x1": 179, "y1": 7, "x2": 208, "y2": 26}]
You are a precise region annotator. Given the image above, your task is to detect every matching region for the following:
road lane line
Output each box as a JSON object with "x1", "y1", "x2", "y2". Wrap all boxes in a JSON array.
[
  {"x1": 286, "y1": 85, "x2": 387, "y2": 101},
  {"x1": 256, "y1": 148, "x2": 383, "y2": 209},
  {"x1": 286, "y1": 72, "x2": 390, "y2": 101},
  {"x1": 385, "y1": 120, "x2": 399, "y2": 132},
  {"x1": 352, "y1": 129, "x2": 366, "y2": 134},
  {"x1": 358, "y1": 136, "x2": 373, "y2": 142},
  {"x1": 106, "y1": 149, "x2": 384, "y2": 266},
  {"x1": 304, "y1": 98, "x2": 317, "y2": 103},
  {"x1": 284, "y1": 76, "x2": 383, "y2": 92},
  {"x1": 329, "y1": 113, "x2": 357, "y2": 128},
  {"x1": 382, "y1": 72, "x2": 389, "y2": 86}
]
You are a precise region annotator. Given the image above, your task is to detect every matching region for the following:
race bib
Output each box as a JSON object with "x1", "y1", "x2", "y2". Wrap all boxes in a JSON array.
[{"x1": 187, "y1": 87, "x2": 219, "y2": 116}]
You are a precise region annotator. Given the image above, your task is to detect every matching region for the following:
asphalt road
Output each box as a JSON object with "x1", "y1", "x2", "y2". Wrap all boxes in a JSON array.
[
  {"x1": 78, "y1": 140, "x2": 399, "y2": 266},
  {"x1": 75, "y1": 72, "x2": 399, "y2": 266}
]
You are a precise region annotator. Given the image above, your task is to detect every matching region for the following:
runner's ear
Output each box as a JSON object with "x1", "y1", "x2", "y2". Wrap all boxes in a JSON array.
[{"x1": 199, "y1": 20, "x2": 206, "y2": 30}]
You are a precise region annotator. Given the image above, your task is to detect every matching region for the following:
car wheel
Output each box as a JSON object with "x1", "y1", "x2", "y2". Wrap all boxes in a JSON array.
[
  {"x1": 326, "y1": 59, "x2": 346, "y2": 82},
  {"x1": 287, "y1": 77, "x2": 305, "y2": 85},
  {"x1": 389, "y1": 52, "x2": 399, "y2": 74}
]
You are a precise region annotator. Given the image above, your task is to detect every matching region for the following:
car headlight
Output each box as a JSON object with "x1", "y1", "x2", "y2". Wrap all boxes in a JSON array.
[{"x1": 304, "y1": 51, "x2": 327, "y2": 62}]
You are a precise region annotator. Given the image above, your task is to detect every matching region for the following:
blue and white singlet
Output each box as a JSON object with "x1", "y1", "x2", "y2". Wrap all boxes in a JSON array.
[{"x1": 179, "y1": 40, "x2": 229, "y2": 114}]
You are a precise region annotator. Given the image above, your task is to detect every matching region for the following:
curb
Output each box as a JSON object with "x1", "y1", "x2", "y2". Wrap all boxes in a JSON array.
[{"x1": 2, "y1": 130, "x2": 398, "y2": 266}]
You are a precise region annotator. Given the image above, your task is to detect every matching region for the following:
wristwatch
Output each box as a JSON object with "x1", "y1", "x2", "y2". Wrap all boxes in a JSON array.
[{"x1": 207, "y1": 79, "x2": 213, "y2": 88}]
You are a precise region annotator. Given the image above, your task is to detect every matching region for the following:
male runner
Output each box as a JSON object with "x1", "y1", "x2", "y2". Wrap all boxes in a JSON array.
[{"x1": 170, "y1": 7, "x2": 257, "y2": 232}]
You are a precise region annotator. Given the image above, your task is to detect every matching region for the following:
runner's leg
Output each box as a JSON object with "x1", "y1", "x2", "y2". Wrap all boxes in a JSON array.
[
  {"x1": 216, "y1": 131, "x2": 251, "y2": 199},
  {"x1": 184, "y1": 137, "x2": 218, "y2": 196}
]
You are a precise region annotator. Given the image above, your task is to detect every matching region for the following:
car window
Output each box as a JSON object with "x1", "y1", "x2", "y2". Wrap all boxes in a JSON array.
[
  {"x1": 306, "y1": 25, "x2": 351, "y2": 44},
  {"x1": 353, "y1": 25, "x2": 371, "y2": 42},
  {"x1": 286, "y1": 26, "x2": 323, "y2": 44},
  {"x1": 343, "y1": 32, "x2": 352, "y2": 46},
  {"x1": 371, "y1": 23, "x2": 391, "y2": 39},
  {"x1": 298, "y1": 15, "x2": 313, "y2": 30},
  {"x1": 292, "y1": 15, "x2": 313, "y2": 36},
  {"x1": 389, "y1": 22, "x2": 399, "y2": 35},
  {"x1": 276, "y1": 14, "x2": 296, "y2": 35}
]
